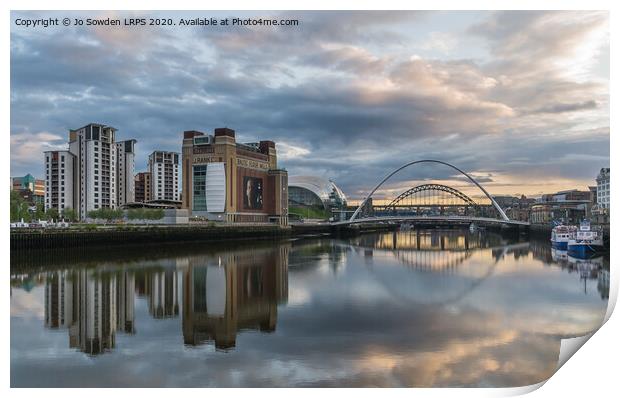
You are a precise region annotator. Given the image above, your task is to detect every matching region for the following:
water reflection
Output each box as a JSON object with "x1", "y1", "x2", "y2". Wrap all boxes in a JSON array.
[
  {"x1": 183, "y1": 247, "x2": 288, "y2": 349},
  {"x1": 45, "y1": 269, "x2": 135, "y2": 354},
  {"x1": 11, "y1": 229, "x2": 609, "y2": 387},
  {"x1": 38, "y1": 245, "x2": 289, "y2": 355},
  {"x1": 351, "y1": 230, "x2": 530, "y2": 272},
  {"x1": 148, "y1": 270, "x2": 179, "y2": 319}
]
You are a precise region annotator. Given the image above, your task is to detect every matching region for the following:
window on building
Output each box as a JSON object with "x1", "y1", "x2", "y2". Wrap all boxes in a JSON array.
[{"x1": 192, "y1": 165, "x2": 207, "y2": 211}]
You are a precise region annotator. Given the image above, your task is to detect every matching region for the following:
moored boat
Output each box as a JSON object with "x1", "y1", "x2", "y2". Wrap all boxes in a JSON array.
[
  {"x1": 551, "y1": 225, "x2": 576, "y2": 250},
  {"x1": 567, "y1": 220, "x2": 604, "y2": 258}
]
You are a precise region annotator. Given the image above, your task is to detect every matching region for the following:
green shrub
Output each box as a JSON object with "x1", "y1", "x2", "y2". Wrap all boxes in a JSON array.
[
  {"x1": 127, "y1": 208, "x2": 164, "y2": 220},
  {"x1": 88, "y1": 208, "x2": 124, "y2": 221},
  {"x1": 289, "y1": 205, "x2": 331, "y2": 220},
  {"x1": 63, "y1": 207, "x2": 77, "y2": 222}
]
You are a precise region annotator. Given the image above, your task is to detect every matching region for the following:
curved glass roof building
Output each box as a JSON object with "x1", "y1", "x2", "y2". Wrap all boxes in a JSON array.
[{"x1": 288, "y1": 176, "x2": 348, "y2": 211}]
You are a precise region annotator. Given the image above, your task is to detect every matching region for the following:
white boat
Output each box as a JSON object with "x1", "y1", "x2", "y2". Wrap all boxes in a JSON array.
[{"x1": 550, "y1": 225, "x2": 576, "y2": 250}]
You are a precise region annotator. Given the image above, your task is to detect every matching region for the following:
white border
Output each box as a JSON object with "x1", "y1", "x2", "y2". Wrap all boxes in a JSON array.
[{"x1": 3, "y1": 1, "x2": 616, "y2": 397}]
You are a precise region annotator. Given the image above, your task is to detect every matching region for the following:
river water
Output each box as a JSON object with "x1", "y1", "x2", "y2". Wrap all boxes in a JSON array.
[{"x1": 10, "y1": 229, "x2": 609, "y2": 387}]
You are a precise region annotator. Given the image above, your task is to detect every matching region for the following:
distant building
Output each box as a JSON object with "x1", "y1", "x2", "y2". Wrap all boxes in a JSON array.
[
  {"x1": 149, "y1": 151, "x2": 180, "y2": 202},
  {"x1": 134, "y1": 172, "x2": 152, "y2": 203},
  {"x1": 529, "y1": 190, "x2": 591, "y2": 225},
  {"x1": 491, "y1": 195, "x2": 520, "y2": 210},
  {"x1": 541, "y1": 189, "x2": 591, "y2": 203},
  {"x1": 288, "y1": 176, "x2": 348, "y2": 218},
  {"x1": 493, "y1": 195, "x2": 534, "y2": 222},
  {"x1": 11, "y1": 173, "x2": 45, "y2": 206},
  {"x1": 181, "y1": 128, "x2": 288, "y2": 224}
]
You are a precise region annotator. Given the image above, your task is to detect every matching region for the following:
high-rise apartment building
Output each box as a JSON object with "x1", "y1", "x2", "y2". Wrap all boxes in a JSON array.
[
  {"x1": 116, "y1": 140, "x2": 137, "y2": 205},
  {"x1": 43, "y1": 123, "x2": 137, "y2": 219},
  {"x1": 44, "y1": 150, "x2": 75, "y2": 214},
  {"x1": 149, "y1": 151, "x2": 180, "y2": 201},
  {"x1": 134, "y1": 172, "x2": 152, "y2": 203},
  {"x1": 68, "y1": 123, "x2": 118, "y2": 219}
]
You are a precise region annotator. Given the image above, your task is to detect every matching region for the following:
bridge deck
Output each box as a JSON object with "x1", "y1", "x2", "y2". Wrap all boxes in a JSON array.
[{"x1": 332, "y1": 215, "x2": 529, "y2": 227}]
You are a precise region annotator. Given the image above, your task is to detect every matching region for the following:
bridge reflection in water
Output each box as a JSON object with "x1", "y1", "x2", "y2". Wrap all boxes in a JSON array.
[{"x1": 349, "y1": 229, "x2": 528, "y2": 273}]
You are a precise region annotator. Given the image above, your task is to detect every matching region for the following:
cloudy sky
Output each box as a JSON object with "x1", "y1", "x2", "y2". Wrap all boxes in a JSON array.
[{"x1": 10, "y1": 10, "x2": 609, "y2": 201}]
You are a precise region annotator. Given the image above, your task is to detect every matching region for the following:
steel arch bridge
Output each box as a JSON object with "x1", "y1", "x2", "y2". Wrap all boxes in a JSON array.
[
  {"x1": 374, "y1": 183, "x2": 483, "y2": 216},
  {"x1": 345, "y1": 159, "x2": 521, "y2": 226},
  {"x1": 388, "y1": 184, "x2": 477, "y2": 208}
]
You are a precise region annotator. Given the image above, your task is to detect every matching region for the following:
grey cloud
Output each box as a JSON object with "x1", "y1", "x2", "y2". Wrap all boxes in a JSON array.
[
  {"x1": 10, "y1": 10, "x2": 609, "y2": 199},
  {"x1": 299, "y1": 46, "x2": 390, "y2": 75},
  {"x1": 470, "y1": 11, "x2": 607, "y2": 65},
  {"x1": 531, "y1": 100, "x2": 598, "y2": 114}
]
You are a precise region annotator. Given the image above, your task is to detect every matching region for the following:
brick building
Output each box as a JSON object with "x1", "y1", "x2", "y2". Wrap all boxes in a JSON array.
[{"x1": 181, "y1": 128, "x2": 288, "y2": 224}]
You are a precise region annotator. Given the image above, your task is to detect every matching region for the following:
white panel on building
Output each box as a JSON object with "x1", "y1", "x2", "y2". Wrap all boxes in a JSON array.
[
  {"x1": 206, "y1": 265, "x2": 226, "y2": 316},
  {"x1": 206, "y1": 162, "x2": 226, "y2": 213}
]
